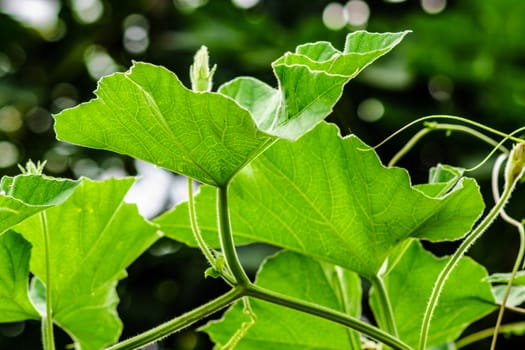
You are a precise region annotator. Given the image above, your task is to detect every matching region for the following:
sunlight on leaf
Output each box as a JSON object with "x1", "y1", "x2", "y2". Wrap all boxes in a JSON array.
[
  {"x1": 0, "y1": 175, "x2": 78, "y2": 235},
  {"x1": 0, "y1": 231, "x2": 39, "y2": 322},
  {"x1": 12, "y1": 177, "x2": 159, "y2": 349},
  {"x1": 220, "y1": 31, "x2": 409, "y2": 140},
  {"x1": 53, "y1": 62, "x2": 273, "y2": 186},
  {"x1": 158, "y1": 122, "x2": 484, "y2": 278}
]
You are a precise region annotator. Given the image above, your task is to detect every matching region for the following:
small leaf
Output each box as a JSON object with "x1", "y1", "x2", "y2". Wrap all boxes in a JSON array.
[
  {"x1": 53, "y1": 62, "x2": 273, "y2": 186},
  {"x1": 203, "y1": 251, "x2": 362, "y2": 349},
  {"x1": 492, "y1": 285, "x2": 525, "y2": 307},
  {"x1": 0, "y1": 175, "x2": 78, "y2": 235},
  {"x1": 370, "y1": 240, "x2": 496, "y2": 348},
  {"x1": 0, "y1": 231, "x2": 39, "y2": 322},
  {"x1": 487, "y1": 271, "x2": 525, "y2": 286},
  {"x1": 220, "y1": 31, "x2": 409, "y2": 140},
  {"x1": 159, "y1": 122, "x2": 484, "y2": 278},
  {"x1": 13, "y1": 177, "x2": 159, "y2": 349}
]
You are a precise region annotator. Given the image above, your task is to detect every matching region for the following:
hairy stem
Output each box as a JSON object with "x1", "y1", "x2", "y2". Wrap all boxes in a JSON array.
[
  {"x1": 106, "y1": 287, "x2": 244, "y2": 350},
  {"x1": 217, "y1": 186, "x2": 251, "y2": 285},
  {"x1": 40, "y1": 212, "x2": 55, "y2": 350},
  {"x1": 418, "y1": 156, "x2": 521, "y2": 350},
  {"x1": 245, "y1": 284, "x2": 412, "y2": 350},
  {"x1": 370, "y1": 275, "x2": 398, "y2": 337},
  {"x1": 490, "y1": 154, "x2": 525, "y2": 350}
]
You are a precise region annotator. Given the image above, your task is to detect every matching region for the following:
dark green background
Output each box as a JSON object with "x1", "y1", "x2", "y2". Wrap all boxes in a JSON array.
[{"x1": 0, "y1": 0, "x2": 524, "y2": 348}]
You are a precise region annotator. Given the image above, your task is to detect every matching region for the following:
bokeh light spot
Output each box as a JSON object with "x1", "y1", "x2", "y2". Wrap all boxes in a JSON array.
[
  {"x1": 428, "y1": 75, "x2": 453, "y2": 101},
  {"x1": 357, "y1": 98, "x2": 385, "y2": 122},
  {"x1": 0, "y1": 141, "x2": 19, "y2": 168},
  {"x1": 26, "y1": 107, "x2": 53, "y2": 134},
  {"x1": 84, "y1": 45, "x2": 120, "y2": 80},
  {"x1": 0, "y1": 106, "x2": 23, "y2": 132},
  {"x1": 71, "y1": 0, "x2": 104, "y2": 24},
  {"x1": 344, "y1": 0, "x2": 370, "y2": 27},
  {"x1": 232, "y1": 0, "x2": 259, "y2": 9},
  {"x1": 0, "y1": 52, "x2": 13, "y2": 77},
  {"x1": 421, "y1": 0, "x2": 447, "y2": 14},
  {"x1": 173, "y1": 0, "x2": 208, "y2": 13},
  {"x1": 323, "y1": 3, "x2": 346, "y2": 30},
  {"x1": 154, "y1": 280, "x2": 179, "y2": 304}
]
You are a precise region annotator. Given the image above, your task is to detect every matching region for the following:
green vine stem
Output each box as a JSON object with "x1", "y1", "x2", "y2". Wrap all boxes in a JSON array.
[
  {"x1": 106, "y1": 287, "x2": 244, "y2": 350},
  {"x1": 245, "y1": 284, "x2": 412, "y2": 350},
  {"x1": 188, "y1": 178, "x2": 216, "y2": 267},
  {"x1": 40, "y1": 211, "x2": 55, "y2": 350},
  {"x1": 388, "y1": 122, "x2": 509, "y2": 167},
  {"x1": 490, "y1": 154, "x2": 525, "y2": 350},
  {"x1": 456, "y1": 321, "x2": 525, "y2": 349},
  {"x1": 370, "y1": 275, "x2": 399, "y2": 338},
  {"x1": 368, "y1": 115, "x2": 525, "y2": 153},
  {"x1": 418, "y1": 143, "x2": 525, "y2": 350},
  {"x1": 217, "y1": 186, "x2": 251, "y2": 286}
]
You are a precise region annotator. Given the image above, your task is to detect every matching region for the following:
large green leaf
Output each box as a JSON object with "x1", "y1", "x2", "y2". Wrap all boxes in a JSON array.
[
  {"x1": 370, "y1": 240, "x2": 496, "y2": 348},
  {"x1": 0, "y1": 230, "x2": 39, "y2": 322},
  {"x1": 0, "y1": 175, "x2": 78, "y2": 235},
  {"x1": 203, "y1": 250, "x2": 362, "y2": 349},
  {"x1": 219, "y1": 31, "x2": 409, "y2": 140},
  {"x1": 158, "y1": 122, "x2": 484, "y2": 278},
  {"x1": 13, "y1": 177, "x2": 159, "y2": 350},
  {"x1": 53, "y1": 62, "x2": 273, "y2": 186}
]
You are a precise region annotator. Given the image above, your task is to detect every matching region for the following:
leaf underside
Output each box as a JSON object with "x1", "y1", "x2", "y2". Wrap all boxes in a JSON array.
[
  {"x1": 53, "y1": 31, "x2": 409, "y2": 185},
  {"x1": 157, "y1": 122, "x2": 484, "y2": 278},
  {"x1": 12, "y1": 177, "x2": 159, "y2": 350}
]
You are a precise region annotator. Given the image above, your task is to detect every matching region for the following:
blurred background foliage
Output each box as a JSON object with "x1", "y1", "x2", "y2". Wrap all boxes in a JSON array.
[{"x1": 0, "y1": 0, "x2": 524, "y2": 349}]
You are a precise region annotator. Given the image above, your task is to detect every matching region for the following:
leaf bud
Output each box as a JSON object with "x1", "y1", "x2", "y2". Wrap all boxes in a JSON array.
[
  {"x1": 189, "y1": 46, "x2": 216, "y2": 92},
  {"x1": 505, "y1": 142, "x2": 525, "y2": 185}
]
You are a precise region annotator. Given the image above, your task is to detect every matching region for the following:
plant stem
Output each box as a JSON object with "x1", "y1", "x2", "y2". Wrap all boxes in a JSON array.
[
  {"x1": 388, "y1": 122, "x2": 509, "y2": 167},
  {"x1": 217, "y1": 186, "x2": 251, "y2": 286},
  {"x1": 418, "y1": 165, "x2": 520, "y2": 350},
  {"x1": 245, "y1": 284, "x2": 413, "y2": 350},
  {"x1": 188, "y1": 178, "x2": 218, "y2": 268},
  {"x1": 106, "y1": 287, "x2": 244, "y2": 350},
  {"x1": 388, "y1": 128, "x2": 432, "y2": 167},
  {"x1": 40, "y1": 212, "x2": 55, "y2": 350},
  {"x1": 490, "y1": 154, "x2": 525, "y2": 350},
  {"x1": 456, "y1": 321, "x2": 525, "y2": 349},
  {"x1": 370, "y1": 275, "x2": 399, "y2": 337}
]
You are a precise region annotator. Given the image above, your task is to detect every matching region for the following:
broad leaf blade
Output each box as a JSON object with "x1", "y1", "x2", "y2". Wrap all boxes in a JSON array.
[
  {"x1": 53, "y1": 62, "x2": 273, "y2": 186},
  {"x1": 0, "y1": 175, "x2": 78, "y2": 234},
  {"x1": 14, "y1": 177, "x2": 159, "y2": 349},
  {"x1": 370, "y1": 241, "x2": 496, "y2": 348},
  {"x1": 159, "y1": 122, "x2": 484, "y2": 278},
  {"x1": 220, "y1": 31, "x2": 409, "y2": 140},
  {"x1": 203, "y1": 251, "x2": 362, "y2": 349},
  {"x1": 0, "y1": 231, "x2": 39, "y2": 322}
]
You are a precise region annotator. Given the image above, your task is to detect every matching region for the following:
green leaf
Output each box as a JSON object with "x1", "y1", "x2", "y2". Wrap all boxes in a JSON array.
[
  {"x1": 53, "y1": 62, "x2": 273, "y2": 186},
  {"x1": 219, "y1": 31, "x2": 409, "y2": 140},
  {"x1": 492, "y1": 285, "x2": 525, "y2": 307},
  {"x1": 370, "y1": 240, "x2": 496, "y2": 348},
  {"x1": 0, "y1": 230, "x2": 39, "y2": 322},
  {"x1": 158, "y1": 122, "x2": 484, "y2": 278},
  {"x1": 203, "y1": 251, "x2": 362, "y2": 349},
  {"x1": 487, "y1": 270, "x2": 525, "y2": 285},
  {"x1": 13, "y1": 177, "x2": 159, "y2": 349},
  {"x1": 0, "y1": 175, "x2": 78, "y2": 235}
]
